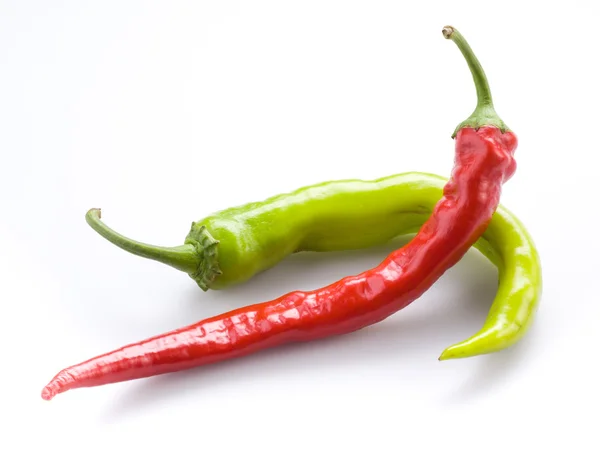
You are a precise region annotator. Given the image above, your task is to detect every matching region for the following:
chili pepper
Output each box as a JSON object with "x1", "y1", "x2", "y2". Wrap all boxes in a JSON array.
[
  {"x1": 42, "y1": 26, "x2": 521, "y2": 400},
  {"x1": 84, "y1": 170, "x2": 497, "y2": 291},
  {"x1": 439, "y1": 195, "x2": 541, "y2": 360}
]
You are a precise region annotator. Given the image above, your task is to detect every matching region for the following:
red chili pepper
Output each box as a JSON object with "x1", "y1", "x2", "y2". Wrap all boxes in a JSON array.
[{"x1": 42, "y1": 26, "x2": 518, "y2": 400}]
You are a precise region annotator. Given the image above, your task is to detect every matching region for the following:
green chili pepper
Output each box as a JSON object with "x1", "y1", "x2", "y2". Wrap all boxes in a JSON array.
[
  {"x1": 86, "y1": 171, "x2": 541, "y2": 359},
  {"x1": 439, "y1": 196, "x2": 542, "y2": 359}
]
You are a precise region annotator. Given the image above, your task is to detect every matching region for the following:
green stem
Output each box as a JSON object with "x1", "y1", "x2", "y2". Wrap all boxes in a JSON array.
[
  {"x1": 442, "y1": 25, "x2": 509, "y2": 137},
  {"x1": 85, "y1": 208, "x2": 198, "y2": 275}
]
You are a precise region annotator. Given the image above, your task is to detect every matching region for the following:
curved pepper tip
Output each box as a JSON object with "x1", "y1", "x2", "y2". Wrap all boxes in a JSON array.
[
  {"x1": 41, "y1": 385, "x2": 56, "y2": 401},
  {"x1": 437, "y1": 348, "x2": 459, "y2": 361},
  {"x1": 438, "y1": 335, "x2": 489, "y2": 360},
  {"x1": 438, "y1": 335, "x2": 509, "y2": 361},
  {"x1": 438, "y1": 338, "x2": 490, "y2": 361}
]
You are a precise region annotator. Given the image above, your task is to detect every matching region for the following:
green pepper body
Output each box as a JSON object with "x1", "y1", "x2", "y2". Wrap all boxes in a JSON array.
[
  {"x1": 440, "y1": 199, "x2": 543, "y2": 359},
  {"x1": 187, "y1": 173, "x2": 440, "y2": 289},
  {"x1": 87, "y1": 171, "x2": 542, "y2": 359}
]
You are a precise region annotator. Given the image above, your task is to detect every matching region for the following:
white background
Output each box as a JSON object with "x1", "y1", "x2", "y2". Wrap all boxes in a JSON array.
[{"x1": 2, "y1": 1, "x2": 599, "y2": 463}]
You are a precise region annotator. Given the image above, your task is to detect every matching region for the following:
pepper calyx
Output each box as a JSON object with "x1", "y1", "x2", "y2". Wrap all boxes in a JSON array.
[
  {"x1": 452, "y1": 105, "x2": 510, "y2": 138},
  {"x1": 184, "y1": 223, "x2": 222, "y2": 291}
]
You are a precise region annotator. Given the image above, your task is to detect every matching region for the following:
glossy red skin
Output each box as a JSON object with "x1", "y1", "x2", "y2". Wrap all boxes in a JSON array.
[{"x1": 42, "y1": 126, "x2": 517, "y2": 400}]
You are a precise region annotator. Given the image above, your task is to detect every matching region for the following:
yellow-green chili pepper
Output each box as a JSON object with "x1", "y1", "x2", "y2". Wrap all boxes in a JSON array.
[{"x1": 85, "y1": 171, "x2": 541, "y2": 359}]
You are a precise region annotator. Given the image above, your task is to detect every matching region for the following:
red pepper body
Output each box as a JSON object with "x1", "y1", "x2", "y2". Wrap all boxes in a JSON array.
[{"x1": 41, "y1": 127, "x2": 517, "y2": 400}]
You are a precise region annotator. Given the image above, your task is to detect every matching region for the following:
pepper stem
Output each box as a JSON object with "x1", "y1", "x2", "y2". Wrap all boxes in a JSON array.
[
  {"x1": 85, "y1": 208, "x2": 198, "y2": 275},
  {"x1": 442, "y1": 26, "x2": 509, "y2": 137}
]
